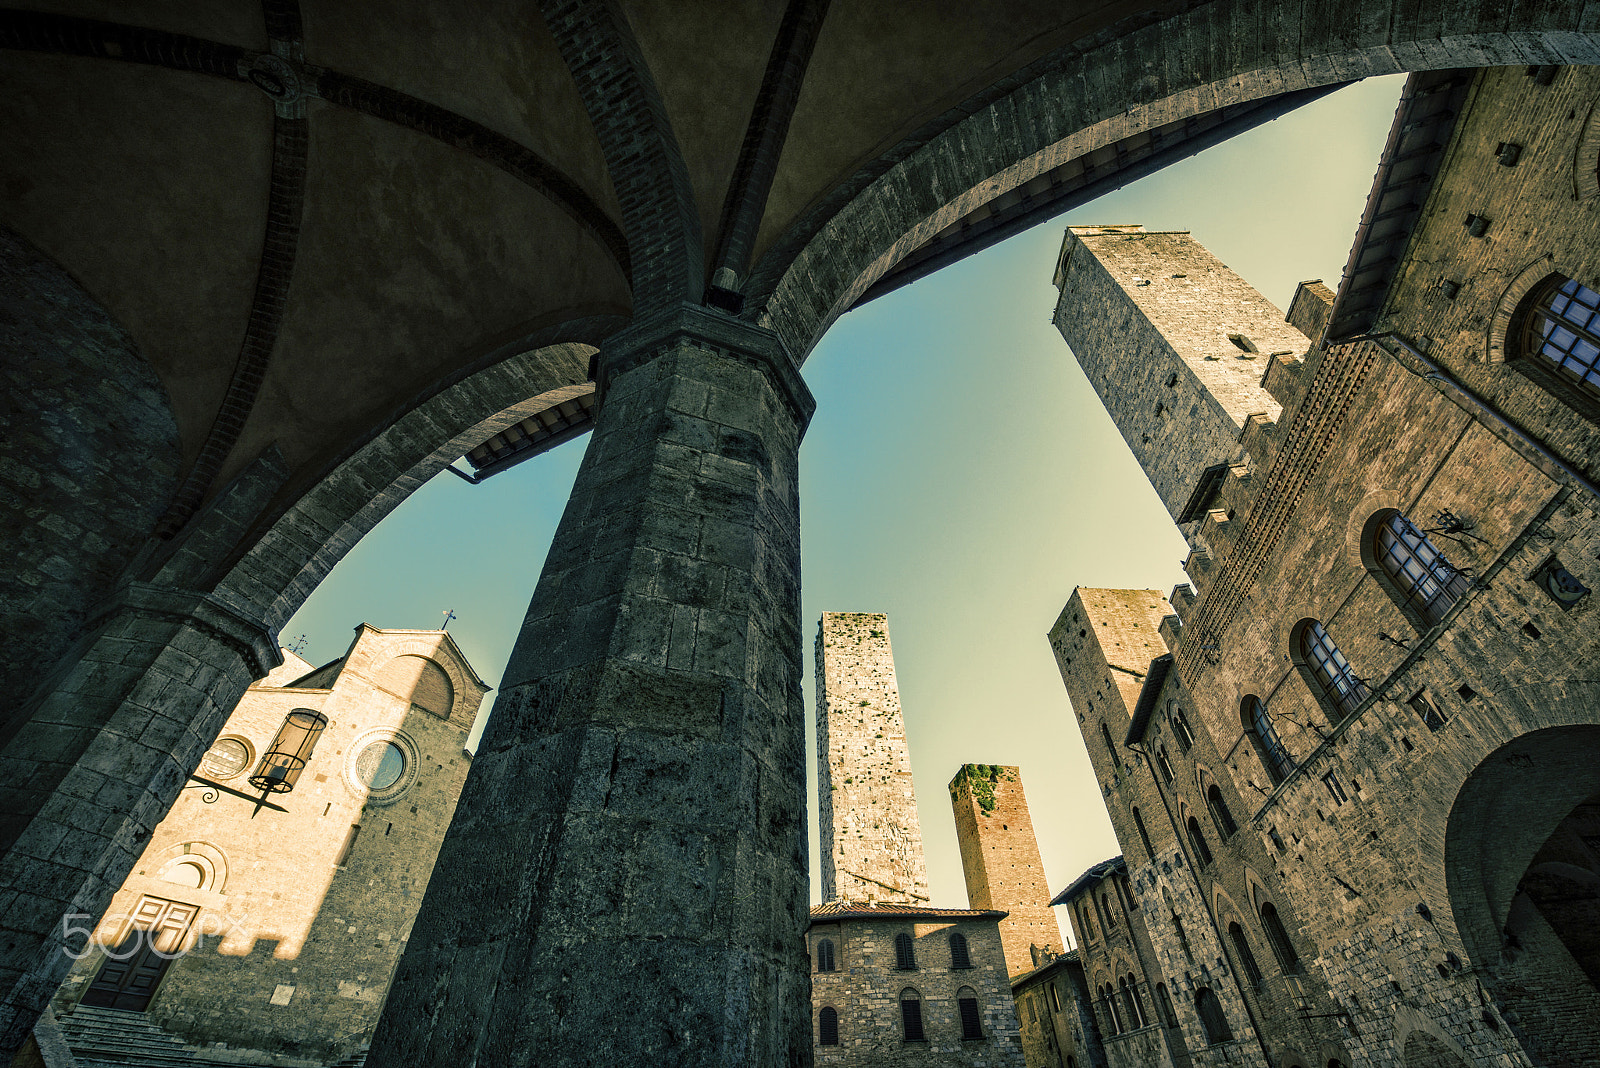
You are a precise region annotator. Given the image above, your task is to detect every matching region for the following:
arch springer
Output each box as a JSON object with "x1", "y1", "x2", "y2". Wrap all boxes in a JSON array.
[{"x1": 594, "y1": 302, "x2": 816, "y2": 433}]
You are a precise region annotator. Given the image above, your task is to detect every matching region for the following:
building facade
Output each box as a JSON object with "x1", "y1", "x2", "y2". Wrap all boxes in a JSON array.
[
  {"x1": 1011, "y1": 949, "x2": 1102, "y2": 1068},
  {"x1": 51, "y1": 626, "x2": 488, "y2": 1063},
  {"x1": 1046, "y1": 66, "x2": 1600, "y2": 1068}
]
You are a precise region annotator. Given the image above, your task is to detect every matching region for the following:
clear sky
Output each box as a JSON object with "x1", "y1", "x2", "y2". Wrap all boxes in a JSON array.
[{"x1": 282, "y1": 73, "x2": 1405, "y2": 932}]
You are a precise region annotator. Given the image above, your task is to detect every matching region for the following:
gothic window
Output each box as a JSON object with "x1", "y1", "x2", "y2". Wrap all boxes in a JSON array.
[
  {"x1": 816, "y1": 938, "x2": 836, "y2": 973},
  {"x1": 1518, "y1": 275, "x2": 1600, "y2": 400},
  {"x1": 1048, "y1": 983, "x2": 1062, "y2": 1013},
  {"x1": 1156, "y1": 983, "x2": 1178, "y2": 1027},
  {"x1": 1156, "y1": 746, "x2": 1176, "y2": 784},
  {"x1": 1186, "y1": 816, "x2": 1214, "y2": 867},
  {"x1": 1243, "y1": 696, "x2": 1294, "y2": 785},
  {"x1": 1101, "y1": 984, "x2": 1124, "y2": 1035},
  {"x1": 1132, "y1": 806, "x2": 1156, "y2": 860},
  {"x1": 949, "y1": 932, "x2": 972, "y2": 969},
  {"x1": 819, "y1": 1006, "x2": 839, "y2": 1046},
  {"x1": 958, "y1": 987, "x2": 984, "y2": 1039},
  {"x1": 1260, "y1": 903, "x2": 1302, "y2": 974},
  {"x1": 900, "y1": 990, "x2": 925, "y2": 1041},
  {"x1": 1079, "y1": 903, "x2": 1095, "y2": 941},
  {"x1": 1297, "y1": 620, "x2": 1369, "y2": 718},
  {"x1": 1228, "y1": 923, "x2": 1264, "y2": 989},
  {"x1": 894, "y1": 932, "x2": 917, "y2": 970},
  {"x1": 1100, "y1": 892, "x2": 1118, "y2": 929},
  {"x1": 1121, "y1": 974, "x2": 1147, "y2": 1027},
  {"x1": 1172, "y1": 708, "x2": 1196, "y2": 751},
  {"x1": 1206, "y1": 785, "x2": 1238, "y2": 839},
  {"x1": 1372, "y1": 511, "x2": 1470, "y2": 626},
  {"x1": 1195, "y1": 988, "x2": 1233, "y2": 1044}
]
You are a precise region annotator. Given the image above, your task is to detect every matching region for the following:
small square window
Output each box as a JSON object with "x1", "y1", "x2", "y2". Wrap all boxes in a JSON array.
[
  {"x1": 1321, "y1": 772, "x2": 1349, "y2": 805},
  {"x1": 1407, "y1": 690, "x2": 1448, "y2": 732}
]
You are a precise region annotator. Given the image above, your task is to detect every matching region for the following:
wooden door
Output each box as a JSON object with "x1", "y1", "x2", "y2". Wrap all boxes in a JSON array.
[{"x1": 81, "y1": 896, "x2": 199, "y2": 1011}]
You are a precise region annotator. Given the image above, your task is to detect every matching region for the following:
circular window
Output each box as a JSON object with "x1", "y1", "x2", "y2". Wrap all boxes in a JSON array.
[
  {"x1": 357, "y1": 741, "x2": 407, "y2": 792},
  {"x1": 344, "y1": 730, "x2": 419, "y2": 804},
  {"x1": 199, "y1": 737, "x2": 252, "y2": 780}
]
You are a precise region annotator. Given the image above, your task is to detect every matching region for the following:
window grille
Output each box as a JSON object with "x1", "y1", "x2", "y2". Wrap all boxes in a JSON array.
[
  {"x1": 1525, "y1": 276, "x2": 1600, "y2": 394},
  {"x1": 1375, "y1": 512, "x2": 1470, "y2": 624},
  {"x1": 816, "y1": 938, "x2": 836, "y2": 973},
  {"x1": 894, "y1": 932, "x2": 916, "y2": 970},
  {"x1": 1244, "y1": 696, "x2": 1295, "y2": 784},
  {"x1": 1194, "y1": 987, "x2": 1233, "y2": 1044},
  {"x1": 1206, "y1": 785, "x2": 1238, "y2": 839},
  {"x1": 900, "y1": 994, "x2": 925, "y2": 1040},
  {"x1": 949, "y1": 932, "x2": 972, "y2": 969},
  {"x1": 1300, "y1": 621, "x2": 1369, "y2": 717},
  {"x1": 959, "y1": 996, "x2": 983, "y2": 1039},
  {"x1": 1260, "y1": 903, "x2": 1302, "y2": 974},
  {"x1": 818, "y1": 1006, "x2": 839, "y2": 1046},
  {"x1": 1228, "y1": 923, "x2": 1264, "y2": 988},
  {"x1": 1186, "y1": 816, "x2": 1214, "y2": 867}
]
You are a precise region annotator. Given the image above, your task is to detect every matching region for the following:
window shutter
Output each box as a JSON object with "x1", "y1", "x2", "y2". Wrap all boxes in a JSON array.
[
  {"x1": 959, "y1": 997, "x2": 983, "y2": 1039},
  {"x1": 819, "y1": 1006, "x2": 839, "y2": 1046},
  {"x1": 901, "y1": 998, "x2": 924, "y2": 1040},
  {"x1": 949, "y1": 933, "x2": 971, "y2": 969},
  {"x1": 895, "y1": 932, "x2": 916, "y2": 969}
]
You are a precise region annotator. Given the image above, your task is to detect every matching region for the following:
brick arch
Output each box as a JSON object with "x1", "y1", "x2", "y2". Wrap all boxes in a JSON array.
[
  {"x1": 206, "y1": 322, "x2": 617, "y2": 635},
  {"x1": 371, "y1": 638, "x2": 476, "y2": 719},
  {"x1": 749, "y1": 1, "x2": 1600, "y2": 361}
]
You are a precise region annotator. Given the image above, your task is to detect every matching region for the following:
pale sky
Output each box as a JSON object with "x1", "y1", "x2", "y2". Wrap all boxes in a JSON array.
[{"x1": 283, "y1": 74, "x2": 1406, "y2": 932}]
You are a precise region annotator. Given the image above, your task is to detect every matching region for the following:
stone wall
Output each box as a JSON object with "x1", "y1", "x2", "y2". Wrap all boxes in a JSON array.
[
  {"x1": 816, "y1": 612, "x2": 930, "y2": 903},
  {"x1": 809, "y1": 909, "x2": 1024, "y2": 1067}
]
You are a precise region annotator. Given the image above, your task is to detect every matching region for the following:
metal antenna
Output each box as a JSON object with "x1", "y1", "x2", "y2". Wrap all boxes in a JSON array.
[{"x1": 288, "y1": 634, "x2": 308, "y2": 655}]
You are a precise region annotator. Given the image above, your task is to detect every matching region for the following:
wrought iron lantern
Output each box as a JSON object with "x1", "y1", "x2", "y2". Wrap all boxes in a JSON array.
[{"x1": 249, "y1": 708, "x2": 328, "y2": 794}]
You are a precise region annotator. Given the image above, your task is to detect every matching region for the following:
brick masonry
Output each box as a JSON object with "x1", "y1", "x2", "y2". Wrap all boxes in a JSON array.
[
  {"x1": 949, "y1": 765, "x2": 1064, "y2": 980},
  {"x1": 816, "y1": 612, "x2": 930, "y2": 905},
  {"x1": 51, "y1": 627, "x2": 488, "y2": 1063}
]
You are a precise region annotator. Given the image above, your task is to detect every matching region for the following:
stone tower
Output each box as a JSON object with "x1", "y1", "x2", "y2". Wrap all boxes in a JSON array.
[
  {"x1": 815, "y1": 612, "x2": 929, "y2": 903},
  {"x1": 1051, "y1": 225, "x2": 1308, "y2": 529},
  {"x1": 949, "y1": 765, "x2": 1063, "y2": 978}
]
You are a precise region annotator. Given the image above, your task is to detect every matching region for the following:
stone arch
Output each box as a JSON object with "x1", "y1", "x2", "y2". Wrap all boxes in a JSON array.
[
  {"x1": 1573, "y1": 99, "x2": 1600, "y2": 200},
  {"x1": 203, "y1": 323, "x2": 616, "y2": 636},
  {"x1": 151, "y1": 841, "x2": 227, "y2": 894},
  {"x1": 1445, "y1": 723, "x2": 1600, "y2": 1067},
  {"x1": 1486, "y1": 255, "x2": 1561, "y2": 364},
  {"x1": 749, "y1": 2, "x2": 1600, "y2": 361},
  {"x1": 0, "y1": 225, "x2": 182, "y2": 717},
  {"x1": 1392, "y1": 1006, "x2": 1471, "y2": 1068}
]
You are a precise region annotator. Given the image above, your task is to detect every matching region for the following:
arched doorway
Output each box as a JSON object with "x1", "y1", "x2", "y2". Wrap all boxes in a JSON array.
[{"x1": 1446, "y1": 725, "x2": 1600, "y2": 1068}]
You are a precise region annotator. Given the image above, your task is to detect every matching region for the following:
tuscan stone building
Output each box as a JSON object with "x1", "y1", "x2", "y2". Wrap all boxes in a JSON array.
[
  {"x1": 49, "y1": 626, "x2": 488, "y2": 1064},
  {"x1": 1047, "y1": 66, "x2": 1600, "y2": 1068},
  {"x1": 811, "y1": 614, "x2": 1025, "y2": 1066},
  {"x1": 1010, "y1": 947, "x2": 1102, "y2": 1068}
]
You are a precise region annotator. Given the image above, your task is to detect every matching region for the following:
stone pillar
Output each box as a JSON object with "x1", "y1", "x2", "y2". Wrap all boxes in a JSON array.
[
  {"x1": 368, "y1": 304, "x2": 815, "y2": 1068},
  {"x1": 0, "y1": 584, "x2": 278, "y2": 1053}
]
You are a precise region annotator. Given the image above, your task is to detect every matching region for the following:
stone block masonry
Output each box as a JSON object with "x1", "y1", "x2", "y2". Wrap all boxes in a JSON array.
[
  {"x1": 950, "y1": 765, "x2": 1065, "y2": 979},
  {"x1": 816, "y1": 612, "x2": 930, "y2": 904}
]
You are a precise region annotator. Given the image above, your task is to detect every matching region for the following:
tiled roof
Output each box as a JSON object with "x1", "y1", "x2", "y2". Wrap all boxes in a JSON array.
[
  {"x1": 1049, "y1": 856, "x2": 1125, "y2": 906},
  {"x1": 809, "y1": 901, "x2": 1008, "y2": 926}
]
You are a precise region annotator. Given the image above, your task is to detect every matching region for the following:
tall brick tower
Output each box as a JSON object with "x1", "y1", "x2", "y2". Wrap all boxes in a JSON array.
[
  {"x1": 815, "y1": 612, "x2": 930, "y2": 904},
  {"x1": 949, "y1": 765, "x2": 1062, "y2": 978},
  {"x1": 1051, "y1": 225, "x2": 1309, "y2": 530}
]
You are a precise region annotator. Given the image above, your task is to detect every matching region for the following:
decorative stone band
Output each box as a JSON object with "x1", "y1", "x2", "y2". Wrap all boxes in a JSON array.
[
  {"x1": 593, "y1": 302, "x2": 817, "y2": 433},
  {"x1": 89, "y1": 582, "x2": 282, "y2": 682}
]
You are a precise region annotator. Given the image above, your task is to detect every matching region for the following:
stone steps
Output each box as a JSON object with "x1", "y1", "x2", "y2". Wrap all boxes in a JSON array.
[{"x1": 57, "y1": 1005, "x2": 198, "y2": 1067}]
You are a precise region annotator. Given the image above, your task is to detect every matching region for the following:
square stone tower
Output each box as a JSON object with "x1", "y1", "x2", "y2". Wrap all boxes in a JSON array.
[
  {"x1": 1052, "y1": 225, "x2": 1308, "y2": 529},
  {"x1": 815, "y1": 612, "x2": 929, "y2": 903},
  {"x1": 949, "y1": 765, "x2": 1063, "y2": 979}
]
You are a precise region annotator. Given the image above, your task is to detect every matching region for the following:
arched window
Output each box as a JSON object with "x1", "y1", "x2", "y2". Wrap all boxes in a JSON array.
[
  {"x1": 1297, "y1": 620, "x2": 1368, "y2": 718},
  {"x1": 1243, "y1": 696, "x2": 1294, "y2": 785},
  {"x1": 899, "y1": 989, "x2": 925, "y2": 1041},
  {"x1": 1372, "y1": 511, "x2": 1470, "y2": 625},
  {"x1": 1519, "y1": 275, "x2": 1600, "y2": 397},
  {"x1": 1101, "y1": 984, "x2": 1124, "y2": 1035},
  {"x1": 1121, "y1": 974, "x2": 1147, "y2": 1028},
  {"x1": 894, "y1": 931, "x2": 916, "y2": 970},
  {"x1": 1155, "y1": 982, "x2": 1178, "y2": 1027},
  {"x1": 1194, "y1": 987, "x2": 1233, "y2": 1044},
  {"x1": 1156, "y1": 745, "x2": 1175, "y2": 783},
  {"x1": 1186, "y1": 816, "x2": 1214, "y2": 867},
  {"x1": 1206, "y1": 785, "x2": 1238, "y2": 839},
  {"x1": 1172, "y1": 708, "x2": 1196, "y2": 750},
  {"x1": 816, "y1": 938, "x2": 836, "y2": 973},
  {"x1": 1228, "y1": 923, "x2": 1264, "y2": 989},
  {"x1": 1078, "y1": 903, "x2": 1095, "y2": 941},
  {"x1": 1100, "y1": 892, "x2": 1117, "y2": 929},
  {"x1": 1048, "y1": 983, "x2": 1062, "y2": 1013},
  {"x1": 1260, "y1": 903, "x2": 1302, "y2": 974},
  {"x1": 949, "y1": 932, "x2": 972, "y2": 969},
  {"x1": 1132, "y1": 806, "x2": 1155, "y2": 860},
  {"x1": 818, "y1": 1006, "x2": 839, "y2": 1046},
  {"x1": 957, "y1": 986, "x2": 984, "y2": 1039}
]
